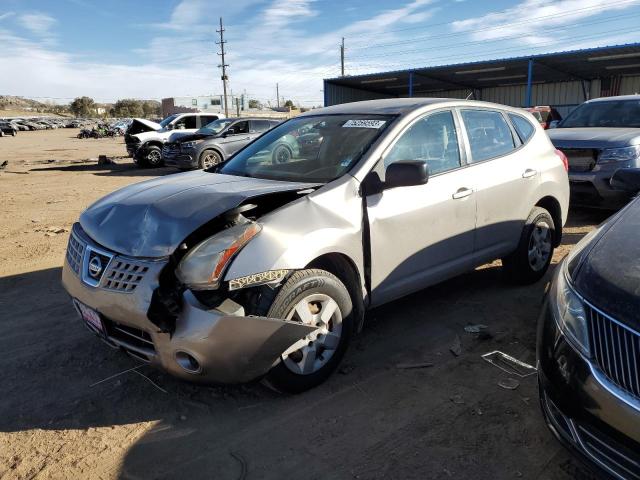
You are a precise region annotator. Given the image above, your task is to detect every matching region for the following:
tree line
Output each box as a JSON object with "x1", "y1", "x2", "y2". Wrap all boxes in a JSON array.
[{"x1": 69, "y1": 96, "x2": 161, "y2": 118}]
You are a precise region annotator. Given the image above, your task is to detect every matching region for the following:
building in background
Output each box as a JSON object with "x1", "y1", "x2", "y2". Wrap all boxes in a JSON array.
[
  {"x1": 162, "y1": 95, "x2": 247, "y2": 117},
  {"x1": 324, "y1": 43, "x2": 640, "y2": 117}
]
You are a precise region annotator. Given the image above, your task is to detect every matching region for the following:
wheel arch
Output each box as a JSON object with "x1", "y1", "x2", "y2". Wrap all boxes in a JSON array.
[
  {"x1": 535, "y1": 195, "x2": 563, "y2": 247},
  {"x1": 200, "y1": 147, "x2": 225, "y2": 162},
  {"x1": 305, "y1": 252, "x2": 366, "y2": 332}
]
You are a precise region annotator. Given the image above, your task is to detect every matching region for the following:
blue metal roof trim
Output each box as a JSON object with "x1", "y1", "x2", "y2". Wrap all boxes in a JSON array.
[{"x1": 324, "y1": 42, "x2": 640, "y2": 82}]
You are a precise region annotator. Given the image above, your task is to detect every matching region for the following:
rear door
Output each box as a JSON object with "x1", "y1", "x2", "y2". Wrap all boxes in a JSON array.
[
  {"x1": 366, "y1": 109, "x2": 477, "y2": 306},
  {"x1": 218, "y1": 120, "x2": 251, "y2": 157},
  {"x1": 458, "y1": 108, "x2": 540, "y2": 264}
]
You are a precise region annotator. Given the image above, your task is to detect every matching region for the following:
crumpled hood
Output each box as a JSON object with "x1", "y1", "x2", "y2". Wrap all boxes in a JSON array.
[
  {"x1": 572, "y1": 197, "x2": 640, "y2": 330},
  {"x1": 80, "y1": 171, "x2": 316, "y2": 258},
  {"x1": 167, "y1": 131, "x2": 211, "y2": 143},
  {"x1": 548, "y1": 127, "x2": 640, "y2": 149}
]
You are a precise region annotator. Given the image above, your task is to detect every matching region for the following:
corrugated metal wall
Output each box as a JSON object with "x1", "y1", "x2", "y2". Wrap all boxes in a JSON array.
[{"x1": 326, "y1": 76, "x2": 640, "y2": 118}]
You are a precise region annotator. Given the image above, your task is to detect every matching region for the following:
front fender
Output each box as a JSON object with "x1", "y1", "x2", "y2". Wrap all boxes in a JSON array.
[{"x1": 224, "y1": 175, "x2": 365, "y2": 289}]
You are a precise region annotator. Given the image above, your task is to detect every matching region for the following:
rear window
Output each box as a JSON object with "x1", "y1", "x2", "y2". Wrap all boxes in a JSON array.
[
  {"x1": 461, "y1": 110, "x2": 516, "y2": 163},
  {"x1": 509, "y1": 114, "x2": 536, "y2": 143}
]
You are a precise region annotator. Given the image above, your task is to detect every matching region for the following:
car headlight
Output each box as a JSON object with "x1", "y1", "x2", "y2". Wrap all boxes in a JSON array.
[
  {"x1": 175, "y1": 222, "x2": 261, "y2": 290},
  {"x1": 181, "y1": 141, "x2": 201, "y2": 149},
  {"x1": 598, "y1": 145, "x2": 640, "y2": 164},
  {"x1": 550, "y1": 262, "x2": 590, "y2": 357}
]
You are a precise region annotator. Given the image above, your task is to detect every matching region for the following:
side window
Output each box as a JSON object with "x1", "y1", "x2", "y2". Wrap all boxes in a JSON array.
[
  {"x1": 384, "y1": 110, "x2": 461, "y2": 176},
  {"x1": 252, "y1": 120, "x2": 271, "y2": 132},
  {"x1": 175, "y1": 115, "x2": 197, "y2": 129},
  {"x1": 509, "y1": 114, "x2": 535, "y2": 143},
  {"x1": 461, "y1": 110, "x2": 516, "y2": 163},
  {"x1": 201, "y1": 115, "x2": 219, "y2": 127},
  {"x1": 232, "y1": 121, "x2": 249, "y2": 134}
]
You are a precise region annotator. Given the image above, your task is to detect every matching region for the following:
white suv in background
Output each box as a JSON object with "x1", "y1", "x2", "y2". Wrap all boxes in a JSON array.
[{"x1": 125, "y1": 113, "x2": 224, "y2": 167}]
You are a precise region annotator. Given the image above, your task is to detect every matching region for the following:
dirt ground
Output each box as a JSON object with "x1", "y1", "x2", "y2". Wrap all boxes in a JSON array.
[{"x1": 0, "y1": 130, "x2": 612, "y2": 479}]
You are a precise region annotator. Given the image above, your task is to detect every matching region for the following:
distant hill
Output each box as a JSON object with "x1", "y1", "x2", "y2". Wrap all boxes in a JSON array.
[{"x1": 0, "y1": 96, "x2": 69, "y2": 115}]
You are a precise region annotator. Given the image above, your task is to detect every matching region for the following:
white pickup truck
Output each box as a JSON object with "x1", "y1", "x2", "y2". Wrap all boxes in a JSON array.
[{"x1": 125, "y1": 113, "x2": 223, "y2": 167}]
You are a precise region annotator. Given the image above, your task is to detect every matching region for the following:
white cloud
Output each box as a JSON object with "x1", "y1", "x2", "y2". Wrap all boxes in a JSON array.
[
  {"x1": 263, "y1": 0, "x2": 318, "y2": 27},
  {"x1": 0, "y1": 12, "x2": 15, "y2": 21},
  {"x1": 18, "y1": 12, "x2": 57, "y2": 38},
  {"x1": 452, "y1": 0, "x2": 640, "y2": 45}
]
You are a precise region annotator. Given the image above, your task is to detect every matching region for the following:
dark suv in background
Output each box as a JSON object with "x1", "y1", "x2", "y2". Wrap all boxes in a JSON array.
[
  {"x1": 162, "y1": 117, "x2": 282, "y2": 170},
  {"x1": 547, "y1": 95, "x2": 640, "y2": 209}
]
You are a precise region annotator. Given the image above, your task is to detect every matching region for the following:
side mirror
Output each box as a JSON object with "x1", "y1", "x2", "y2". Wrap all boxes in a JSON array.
[
  {"x1": 549, "y1": 120, "x2": 560, "y2": 129},
  {"x1": 610, "y1": 168, "x2": 640, "y2": 193},
  {"x1": 385, "y1": 160, "x2": 429, "y2": 189}
]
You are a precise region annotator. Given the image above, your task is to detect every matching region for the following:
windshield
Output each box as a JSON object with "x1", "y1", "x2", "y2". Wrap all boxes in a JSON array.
[
  {"x1": 216, "y1": 114, "x2": 394, "y2": 183},
  {"x1": 159, "y1": 114, "x2": 179, "y2": 128},
  {"x1": 560, "y1": 100, "x2": 640, "y2": 128},
  {"x1": 198, "y1": 118, "x2": 234, "y2": 135}
]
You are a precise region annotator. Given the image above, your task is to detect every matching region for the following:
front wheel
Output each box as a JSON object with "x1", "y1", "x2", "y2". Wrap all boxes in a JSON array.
[
  {"x1": 264, "y1": 269, "x2": 353, "y2": 393},
  {"x1": 502, "y1": 207, "x2": 555, "y2": 284},
  {"x1": 272, "y1": 144, "x2": 292, "y2": 164},
  {"x1": 199, "y1": 150, "x2": 222, "y2": 169},
  {"x1": 144, "y1": 145, "x2": 163, "y2": 168}
]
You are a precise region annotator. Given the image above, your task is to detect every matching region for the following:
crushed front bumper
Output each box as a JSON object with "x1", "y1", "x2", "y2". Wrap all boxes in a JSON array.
[
  {"x1": 569, "y1": 164, "x2": 634, "y2": 209},
  {"x1": 162, "y1": 151, "x2": 196, "y2": 169},
  {"x1": 61, "y1": 228, "x2": 315, "y2": 384}
]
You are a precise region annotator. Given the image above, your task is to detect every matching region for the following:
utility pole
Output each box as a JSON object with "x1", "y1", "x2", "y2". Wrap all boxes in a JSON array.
[
  {"x1": 216, "y1": 17, "x2": 229, "y2": 118},
  {"x1": 340, "y1": 37, "x2": 345, "y2": 76},
  {"x1": 276, "y1": 83, "x2": 280, "y2": 108}
]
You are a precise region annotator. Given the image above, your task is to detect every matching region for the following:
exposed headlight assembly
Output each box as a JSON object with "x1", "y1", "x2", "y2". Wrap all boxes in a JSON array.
[
  {"x1": 176, "y1": 223, "x2": 261, "y2": 290},
  {"x1": 550, "y1": 261, "x2": 590, "y2": 357},
  {"x1": 181, "y1": 141, "x2": 201, "y2": 149},
  {"x1": 598, "y1": 145, "x2": 640, "y2": 164}
]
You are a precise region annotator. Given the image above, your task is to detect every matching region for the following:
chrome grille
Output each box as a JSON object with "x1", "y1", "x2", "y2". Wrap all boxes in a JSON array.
[
  {"x1": 66, "y1": 232, "x2": 85, "y2": 274},
  {"x1": 577, "y1": 424, "x2": 640, "y2": 479},
  {"x1": 589, "y1": 304, "x2": 640, "y2": 399},
  {"x1": 103, "y1": 260, "x2": 149, "y2": 292}
]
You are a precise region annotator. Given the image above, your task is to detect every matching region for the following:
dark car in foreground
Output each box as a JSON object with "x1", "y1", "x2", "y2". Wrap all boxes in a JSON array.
[
  {"x1": 547, "y1": 95, "x2": 640, "y2": 209},
  {"x1": 538, "y1": 168, "x2": 640, "y2": 479},
  {"x1": 162, "y1": 118, "x2": 281, "y2": 170},
  {"x1": 0, "y1": 121, "x2": 18, "y2": 137}
]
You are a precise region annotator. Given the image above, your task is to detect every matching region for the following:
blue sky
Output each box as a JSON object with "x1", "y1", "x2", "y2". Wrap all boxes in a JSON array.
[{"x1": 1, "y1": 0, "x2": 640, "y2": 106}]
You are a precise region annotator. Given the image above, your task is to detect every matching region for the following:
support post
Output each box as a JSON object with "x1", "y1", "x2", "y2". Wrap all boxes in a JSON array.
[
  {"x1": 408, "y1": 72, "x2": 414, "y2": 97},
  {"x1": 323, "y1": 80, "x2": 328, "y2": 107},
  {"x1": 526, "y1": 58, "x2": 534, "y2": 107}
]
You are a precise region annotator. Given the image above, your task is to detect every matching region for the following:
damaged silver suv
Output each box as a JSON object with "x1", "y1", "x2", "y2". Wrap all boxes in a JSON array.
[{"x1": 63, "y1": 98, "x2": 569, "y2": 392}]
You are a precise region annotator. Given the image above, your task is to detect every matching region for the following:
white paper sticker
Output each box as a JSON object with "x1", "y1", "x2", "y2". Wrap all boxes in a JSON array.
[{"x1": 342, "y1": 119, "x2": 386, "y2": 129}]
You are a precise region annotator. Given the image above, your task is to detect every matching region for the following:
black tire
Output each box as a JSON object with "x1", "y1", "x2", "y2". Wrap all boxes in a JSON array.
[
  {"x1": 143, "y1": 145, "x2": 163, "y2": 168},
  {"x1": 199, "y1": 150, "x2": 222, "y2": 169},
  {"x1": 11, "y1": 130, "x2": 16, "y2": 137},
  {"x1": 502, "y1": 207, "x2": 555, "y2": 285},
  {"x1": 263, "y1": 269, "x2": 354, "y2": 393},
  {"x1": 272, "y1": 144, "x2": 292, "y2": 164}
]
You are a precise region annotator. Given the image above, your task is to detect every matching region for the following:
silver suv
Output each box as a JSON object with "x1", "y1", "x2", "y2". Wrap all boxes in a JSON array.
[{"x1": 62, "y1": 99, "x2": 569, "y2": 392}]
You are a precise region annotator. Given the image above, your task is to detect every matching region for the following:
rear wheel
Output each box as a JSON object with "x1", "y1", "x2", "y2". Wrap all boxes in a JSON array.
[
  {"x1": 502, "y1": 207, "x2": 555, "y2": 284},
  {"x1": 263, "y1": 269, "x2": 353, "y2": 393},
  {"x1": 272, "y1": 144, "x2": 292, "y2": 164},
  {"x1": 11, "y1": 130, "x2": 16, "y2": 137},
  {"x1": 199, "y1": 150, "x2": 222, "y2": 169}
]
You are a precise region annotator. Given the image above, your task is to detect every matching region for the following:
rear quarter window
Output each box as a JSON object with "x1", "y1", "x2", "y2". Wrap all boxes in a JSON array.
[{"x1": 509, "y1": 114, "x2": 536, "y2": 143}]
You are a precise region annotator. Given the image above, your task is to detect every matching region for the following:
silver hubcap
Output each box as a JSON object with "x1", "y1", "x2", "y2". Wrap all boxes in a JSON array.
[
  {"x1": 202, "y1": 153, "x2": 219, "y2": 169},
  {"x1": 282, "y1": 293, "x2": 343, "y2": 375},
  {"x1": 273, "y1": 147, "x2": 290, "y2": 164},
  {"x1": 528, "y1": 220, "x2": 552, "y2": 271},
  {"x1": 148, "y1": 150, "x2": 161, "y2": 164}
]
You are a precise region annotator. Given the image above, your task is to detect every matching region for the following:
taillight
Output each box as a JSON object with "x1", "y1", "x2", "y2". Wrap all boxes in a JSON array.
[{"x1": 555, "y1": 149, "x2": 568, "y2": 172}]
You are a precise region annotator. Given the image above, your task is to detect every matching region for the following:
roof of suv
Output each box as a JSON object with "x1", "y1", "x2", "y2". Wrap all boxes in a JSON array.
[
  {"x1": 587, "y1": 94, "x2": 640, "y2": 103},
  {"x1": 300, "y1": 98, "x2": 524, "y2": 117}
]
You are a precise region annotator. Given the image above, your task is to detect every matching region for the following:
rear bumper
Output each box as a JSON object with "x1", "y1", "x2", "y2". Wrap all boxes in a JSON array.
[
  {"x1": 61, "y1": 228, "x2": 314, "y2": 384},
  {"x1": 537, "y1": 298, "x2": 640, "y2": 479}
]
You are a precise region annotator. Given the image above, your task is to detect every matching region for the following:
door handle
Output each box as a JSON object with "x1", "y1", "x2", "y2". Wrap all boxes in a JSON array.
[
  {"x1": 452, "y1": 187, "x2": 473, "y2": 199},
  {"x1": 522, "y1": 169, "x2": 538, "y2": 178}
]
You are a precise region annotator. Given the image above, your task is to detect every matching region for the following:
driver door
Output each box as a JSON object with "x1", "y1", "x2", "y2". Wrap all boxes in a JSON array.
[
  {"x1": 366, "y1": 110, "x2": 477, "y2": 307},
  {"x1": 219, "y1": 120, "x2": 251, "y2": 157}
]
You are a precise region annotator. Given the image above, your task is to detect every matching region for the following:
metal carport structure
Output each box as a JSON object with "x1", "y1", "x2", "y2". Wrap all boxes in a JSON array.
[{"x1": 324, "y1": 43, "x2": 640, "y2": 116}]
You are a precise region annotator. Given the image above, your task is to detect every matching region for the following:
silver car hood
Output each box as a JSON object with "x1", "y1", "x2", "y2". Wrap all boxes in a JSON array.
[
  {"x1": 80, "y1": 171, "x2": 315, "y2": 258},
  {"x1": 548, "y1": 127, "x2": 640, "y2": 149}
]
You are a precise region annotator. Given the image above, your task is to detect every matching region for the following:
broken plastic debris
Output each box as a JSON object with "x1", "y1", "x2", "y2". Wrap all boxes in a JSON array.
[
  {"x1": 482, "y1": 351, "x2": 537, "y2": 377},
  {"x1": 498, "y1": 378, "x2": 520, "y2": 390},
  {"x1": 395, "y1": 362, "x2": 434, "y2": 370},
  {"x1": 450, "y1": 335, "x2": 462, "y2": 357},
  {"x1": 464, "y1": 324, "x2": 487, "y2": 334}
]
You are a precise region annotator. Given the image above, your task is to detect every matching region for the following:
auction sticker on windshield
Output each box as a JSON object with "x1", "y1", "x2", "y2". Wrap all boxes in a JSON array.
[
  {"x1": 73, "y1": 299, "x2": 104, "y2": 334},
  {"x1": 342, "y1": 119, "x2": 387, "y2": 129}
]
